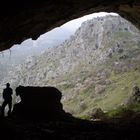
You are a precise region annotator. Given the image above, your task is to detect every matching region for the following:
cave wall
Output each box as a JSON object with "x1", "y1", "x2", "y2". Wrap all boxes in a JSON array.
[{"x1": 0, "y1": 0, "x2": 140, "y2": 51}]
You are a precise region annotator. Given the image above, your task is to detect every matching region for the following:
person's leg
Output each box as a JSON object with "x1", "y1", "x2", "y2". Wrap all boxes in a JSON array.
[
  {"x1": 8, "y1": 101, "x2": 12, "y2": 116},
  {"x1": 1, "y1": 101, "x2": 7, "y2": 116}
]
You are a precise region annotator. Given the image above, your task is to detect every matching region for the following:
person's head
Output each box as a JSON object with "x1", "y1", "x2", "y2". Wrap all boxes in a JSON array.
[{"x1": 6, "y1": 83, "x2": 10, "y2": 88}]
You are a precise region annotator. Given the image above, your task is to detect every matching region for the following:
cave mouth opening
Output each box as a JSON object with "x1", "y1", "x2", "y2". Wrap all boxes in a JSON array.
[{"x1": 0, "y1": 11, "x2": 140, "y2": 119}]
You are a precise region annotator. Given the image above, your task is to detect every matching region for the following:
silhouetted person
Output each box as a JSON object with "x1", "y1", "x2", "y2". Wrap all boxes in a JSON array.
[{"x1": 1, "y1": 83, "x2": 13, "y2": 116}]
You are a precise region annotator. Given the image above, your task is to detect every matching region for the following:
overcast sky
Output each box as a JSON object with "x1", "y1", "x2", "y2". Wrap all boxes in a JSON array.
[{"x1": 62, "y1": 12, "x2": 118, "y2": 32}]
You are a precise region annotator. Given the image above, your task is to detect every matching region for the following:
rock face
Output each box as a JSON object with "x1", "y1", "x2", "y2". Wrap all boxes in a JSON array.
[
  {"x1": 0, "y1": 0, "x2": 140, "y2": 51},
  {"x1": 9, "y1": 15, "x2": 139, "y2": 86},
  {"x1": 126, "y1": 85, "x2": 140, "y2": 104},
  {"x1": 12, "y1": 86, "x2": 66, "y2": 120}
]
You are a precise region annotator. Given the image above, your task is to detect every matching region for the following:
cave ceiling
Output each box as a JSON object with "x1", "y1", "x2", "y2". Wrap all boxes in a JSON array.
[{"x1": 0, "y1": 0, "x2": 140, "y2": 51}]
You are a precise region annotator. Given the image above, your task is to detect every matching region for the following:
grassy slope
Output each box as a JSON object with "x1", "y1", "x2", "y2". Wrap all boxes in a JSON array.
[
  {"x1": 68, "y1": 70, "x2": 140, "y2": 119},
  {"x1": 60, "y1": 29, "x2": 140, "y2": 119}
]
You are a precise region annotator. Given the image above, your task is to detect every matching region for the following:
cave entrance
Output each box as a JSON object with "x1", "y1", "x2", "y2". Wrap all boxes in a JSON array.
[{"x1": 0, "y1": 12, "x2": 140, "y2": 119}]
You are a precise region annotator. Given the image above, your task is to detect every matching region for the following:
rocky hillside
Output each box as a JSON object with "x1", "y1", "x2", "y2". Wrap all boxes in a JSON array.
[{"x1": 1, "y1": 15, "x2": 140, "y2": 118}]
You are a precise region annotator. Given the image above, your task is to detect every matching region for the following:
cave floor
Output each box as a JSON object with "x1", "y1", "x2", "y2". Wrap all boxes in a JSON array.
[{"x1": 0, "y1": 115, "x2": 140, "y2": 140}]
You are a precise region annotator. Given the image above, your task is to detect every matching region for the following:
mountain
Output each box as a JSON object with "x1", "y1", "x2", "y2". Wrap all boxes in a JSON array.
[
  {"x1": 1, "y1": 15, "x2": 140, "y2": 118},
  {"x1": 0, "y1": 27, "x2": 73, "y2": 89}
]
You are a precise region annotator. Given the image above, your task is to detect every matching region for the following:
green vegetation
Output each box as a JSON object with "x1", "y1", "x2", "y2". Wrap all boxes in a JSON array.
[
  {"x1": 106, "y1": 103, "x2": 140, "y2": 119},
  {"x1": 62, "y1": 69, "x2": 140, "y2": 119}
]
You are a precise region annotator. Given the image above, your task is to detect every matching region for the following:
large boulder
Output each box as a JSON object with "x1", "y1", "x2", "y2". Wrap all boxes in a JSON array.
[
  {"x1": 12, "y1": 86, "x2": 66, "y2": 120},
  {"x1": 89, "y1": 108, "x2": 106, "y2": 121},
  {"x1": 126, "y1": 85, "x2": 140, "y2": 105}
]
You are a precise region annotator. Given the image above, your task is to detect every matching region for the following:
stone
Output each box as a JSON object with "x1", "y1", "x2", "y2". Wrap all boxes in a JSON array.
[
  {"x1": 95, "y1": 84, "x2": 106, "y2": 95},
  {"x1": 127, "y1": 85, "x2": 140, "y2": 104},
  {"x1": 12, "y1": 86, "x2": 67, "y2": 120},
  {"x1": 89, "y1": 108, "x2": 106, "y2": 121}
]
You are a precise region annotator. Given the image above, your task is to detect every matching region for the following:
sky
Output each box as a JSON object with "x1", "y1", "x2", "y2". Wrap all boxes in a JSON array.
[{"x1": 62, "y1": 12, "x2": 118, "y2": 32}]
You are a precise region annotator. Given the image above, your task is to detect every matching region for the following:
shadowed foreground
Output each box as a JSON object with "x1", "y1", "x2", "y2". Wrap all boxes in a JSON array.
[
  {"x1": 0, "y1": 115, "x2": 140, "y2": 140},
  {"x1": 0, "y1": 86, "x2": 140, "y2": 140}
]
